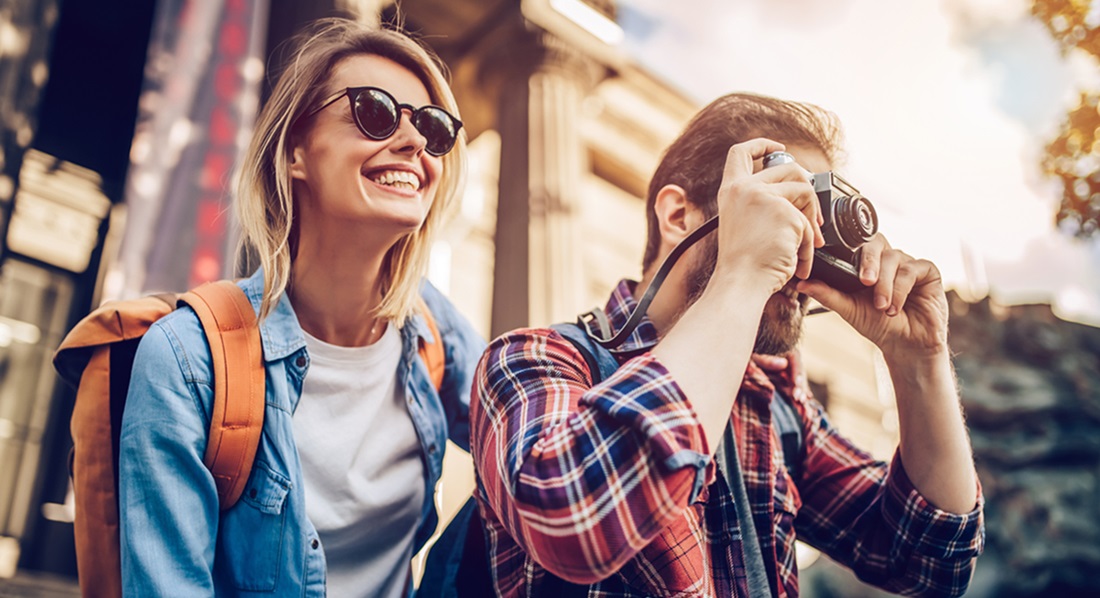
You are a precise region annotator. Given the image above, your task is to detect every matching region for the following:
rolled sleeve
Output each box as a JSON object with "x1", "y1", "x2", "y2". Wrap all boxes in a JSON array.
[
  {"x1": 471, "y1": 328, "x2": 714, "y2": 582},
  {"x1": 579, "y1": 353, "x2": 713, "y2": 503},
  {"x1": 792, "y1": 387, "x2": 984, "y2": 597},
  {"x1": 883, "y1": 453, "x2": 985, "y2": 562}
]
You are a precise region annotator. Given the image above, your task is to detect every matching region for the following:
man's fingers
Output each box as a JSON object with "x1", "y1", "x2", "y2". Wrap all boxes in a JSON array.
[
  {"x1": 723, "y1": 138, "x2": 788, "y2": 181},
  {"x1": 795, "y1": 215, "x2": 816, "y2": 280},
  {"x1": 857, "y1": 233, "x2": 893, "y2": 286},
  {"x1": 859, "y1": 237, "x2": 885, "y2": 286},
  {"x1": 797, "y1": 278, "x2": 850, "y2": 319},
  {"x1": 757, "y1": 162, "x2": 813, "y2": 185},
  {"x1": 752, "y1": 353, "x2": 789, "y2": 372},
  {"x1": 768, "y1": 182, "x2": 823, "y2": 247},
  {"x1": 888, "y1": 255, "x2": 932, "y2": 317},
  {"x1": 874, "y1": 250, "x2": 902, "y2": 313}
]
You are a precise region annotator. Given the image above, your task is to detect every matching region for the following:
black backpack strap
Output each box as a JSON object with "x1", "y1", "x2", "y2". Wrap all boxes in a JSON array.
[
  {"x1": 419, "y1": 496, "x2": 495, "y2": 598},
  {"x1": 420, "y1": 324, "x2": 606, "y2": 598},
  {"x1": 770, "y1": 389, "x2": 803, "y2": 481},
  {"x1": 550, "y1": 322, "x2": 620, "y2": 385},
  {"x1": 714, "y1": 426, "x2": 774, "y2": 597}
]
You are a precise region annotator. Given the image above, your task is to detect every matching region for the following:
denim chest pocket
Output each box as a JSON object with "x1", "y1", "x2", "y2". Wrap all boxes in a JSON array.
[{"x1": 216, "y1": 459, "x2": 291, "y2": 591}]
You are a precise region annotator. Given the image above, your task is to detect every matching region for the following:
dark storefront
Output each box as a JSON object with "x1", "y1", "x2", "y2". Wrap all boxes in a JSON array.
[{"x1": 0, "y1": 0, "x2": 349, "y2": 582}]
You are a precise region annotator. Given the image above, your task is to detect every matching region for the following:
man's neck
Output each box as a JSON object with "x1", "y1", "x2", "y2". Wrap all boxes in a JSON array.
[{"x1": 635, "y1": 267, "x2": 690, "y2": 339}]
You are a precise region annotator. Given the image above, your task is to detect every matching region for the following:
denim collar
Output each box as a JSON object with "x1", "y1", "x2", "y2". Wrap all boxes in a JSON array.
[
  {"x1": 238, "y1": 269, "x2": 435, "y2": 362},
  {"x1": 407, "y1": 289, "x2": 436, "y2": 348},
  {"x1": 239, "y1": 269, "x2": 306, "y2": 363}
]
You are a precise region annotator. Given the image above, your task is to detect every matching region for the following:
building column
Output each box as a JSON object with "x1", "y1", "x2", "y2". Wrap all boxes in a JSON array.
[{"x1": 488, "y1": 30, "x2": 602, "y2": 337}]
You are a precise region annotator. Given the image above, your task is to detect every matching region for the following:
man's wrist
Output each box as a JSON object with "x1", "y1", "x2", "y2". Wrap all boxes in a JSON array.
[
  {"x1": 702, "y1": 267, "x2": 777, "y2": 309},
  {"x1": 881, "y1": 343, "x2": 951, "y2": 370},
  {"x1": 883, "y1": 345, "x2": 957, "y2": 403}
]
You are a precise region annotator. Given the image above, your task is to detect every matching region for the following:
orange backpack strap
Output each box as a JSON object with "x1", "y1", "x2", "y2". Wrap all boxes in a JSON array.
[
  {"x1": 179, "y1": 280, "x2": 265, "y2": 510},
  {"x1": 55, "y1": 295, "x2": 178, "y2": 598},
  {"x1": 416, "y1": 297, "x2": 445, "y2": 391}
]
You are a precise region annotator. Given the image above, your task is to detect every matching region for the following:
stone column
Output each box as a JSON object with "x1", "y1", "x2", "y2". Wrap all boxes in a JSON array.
[{"x1": 489, "y1": 30, "x2": 602, "y2": 337}]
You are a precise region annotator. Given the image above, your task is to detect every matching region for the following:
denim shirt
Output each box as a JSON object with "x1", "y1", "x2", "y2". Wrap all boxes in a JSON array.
[{"x1": 118, "y1": 269, "x2": 485, "y2": 596}]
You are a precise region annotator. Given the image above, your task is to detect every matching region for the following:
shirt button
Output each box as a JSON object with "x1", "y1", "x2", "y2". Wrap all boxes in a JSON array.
[
  {"x1": 249, "y1": 488, "x2": 258, "y2": 499},
  {"x1": 407, "y1": 395, "x2": 414, "y2": 404},
  {"x1": 311, "y1": 538, "x2": 319, "y2": 549},
  {"x1": 295, "y1": 356, "x2": 306, "y2": 368},
  {"x1": 428, "y1": 444, "x2": 437, "y2": 455}
]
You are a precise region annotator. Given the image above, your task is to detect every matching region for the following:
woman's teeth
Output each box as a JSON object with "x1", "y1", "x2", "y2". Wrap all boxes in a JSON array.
[{"x1": 369, "y1": 170, "x2": 421, "y2": 190}]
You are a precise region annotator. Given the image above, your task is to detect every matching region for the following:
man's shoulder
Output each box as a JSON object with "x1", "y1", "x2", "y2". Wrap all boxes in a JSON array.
[
  {"x1": 480, "y1": 326, "x2": 596, "y2": 377},
  {"x1": 485, "y1": 326, "x2": 568, "y2": 354}
]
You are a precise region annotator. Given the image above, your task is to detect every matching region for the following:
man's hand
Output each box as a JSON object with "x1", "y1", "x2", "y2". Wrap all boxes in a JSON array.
[
  {"x1": 709, "y1": 139, "x2": 824, "y2": 297},
  {"x1": 796, "y1": 234, "x2": 949, "y2": 361},
  {"x1": 751, "y1": 354, "x2": 789, "y2": 371},
  {"x1": 797, "y1": 234, "x2": 977, "y2": 513},
  {"x1": 654, "y1": 138, "x2": 826, "y2": 455}
]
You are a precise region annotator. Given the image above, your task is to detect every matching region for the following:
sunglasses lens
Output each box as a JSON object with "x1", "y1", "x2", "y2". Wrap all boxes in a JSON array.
[
  {"x1": 353, "y1": 89, "x2": 399, "y2": 139},
  {"x1": 413, "y1": 108, "x2": 458, "y2": 156}
]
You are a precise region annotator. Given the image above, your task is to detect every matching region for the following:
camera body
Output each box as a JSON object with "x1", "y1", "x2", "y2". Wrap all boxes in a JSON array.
[{"x1": 762, "y1": 151, "x2": 878, "y2": 293}]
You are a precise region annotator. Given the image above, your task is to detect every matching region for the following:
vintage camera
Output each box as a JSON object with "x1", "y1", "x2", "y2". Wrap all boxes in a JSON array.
[{"x1": 762, "y1": 151, "x2": 878, "y2": 293}]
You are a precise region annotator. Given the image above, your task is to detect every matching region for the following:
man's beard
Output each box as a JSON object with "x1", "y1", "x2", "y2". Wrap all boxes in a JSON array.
[{"x1": 684, "y1": 234, "x2": 808, "y2": 356}]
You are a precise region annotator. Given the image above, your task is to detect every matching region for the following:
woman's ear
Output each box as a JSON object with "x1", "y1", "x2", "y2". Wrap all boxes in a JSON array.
[{"x1": 289, "y1": 133, "x2": 308, "y2": 182}]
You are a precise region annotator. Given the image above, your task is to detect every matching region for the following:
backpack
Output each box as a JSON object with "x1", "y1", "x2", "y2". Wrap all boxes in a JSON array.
[
  {"x1": 53, "y1": 280, "x2": 446, "y2": 598},
  {"x1": 418, "y1": 321, "x2": 804, "y2": 597}
]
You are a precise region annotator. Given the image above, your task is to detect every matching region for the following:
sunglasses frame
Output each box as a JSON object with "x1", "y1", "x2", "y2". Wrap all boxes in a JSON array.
[{"x1": 307, "y1": 86, "x2": 462, "y2": 157}]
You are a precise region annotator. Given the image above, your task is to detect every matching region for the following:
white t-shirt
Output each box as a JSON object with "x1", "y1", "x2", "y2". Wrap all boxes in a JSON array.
[{"x1": 293, "y1": 323, "x2": 425, "y2": 598}]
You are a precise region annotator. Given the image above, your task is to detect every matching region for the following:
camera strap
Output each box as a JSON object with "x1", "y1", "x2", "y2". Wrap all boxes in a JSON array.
[
  {"x1": 578, "y1": 215, "x2": 718, "y2": 356},
  {"x1": 715, "y1": 422, "x2": 777, "y2": 598}
]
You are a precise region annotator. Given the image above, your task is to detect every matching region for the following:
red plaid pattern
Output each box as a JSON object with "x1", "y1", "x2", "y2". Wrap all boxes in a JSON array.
[{"x1": 469, "y1": 280, "x2": 984, "y2": 597}]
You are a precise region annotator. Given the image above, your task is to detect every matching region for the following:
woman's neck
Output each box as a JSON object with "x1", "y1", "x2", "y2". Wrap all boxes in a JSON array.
[{"x1": 289, "y1": 235, "x2": 392, "y2": 347}]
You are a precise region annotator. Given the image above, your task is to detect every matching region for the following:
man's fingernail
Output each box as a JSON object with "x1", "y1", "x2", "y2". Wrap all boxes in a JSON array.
[{"x1": 875, "y1": 295, "x2": 888, "y2": 309}]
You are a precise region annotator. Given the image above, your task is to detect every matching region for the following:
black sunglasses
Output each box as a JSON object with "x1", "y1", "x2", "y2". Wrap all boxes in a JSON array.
[{"x1": 307, "y1": 86, "x2": 462, "y2": 157}]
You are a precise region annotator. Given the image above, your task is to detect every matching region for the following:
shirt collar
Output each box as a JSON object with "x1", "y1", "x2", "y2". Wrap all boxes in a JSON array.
[
  {"x1": 584, "y1": 279, "x2": 661, "y2": 356},
  {"x1": 407, "y1": 292, "x2": 435, "y2": 347},
  {"x1": 594, "y1": 278, "x2": 798, "y2": 396},
  {"x1": 239, "y1": 269, "x2": 435, "y2": 362},
  {"x1": 239, "y1": 268, "x2": 307, "y2": 363}
]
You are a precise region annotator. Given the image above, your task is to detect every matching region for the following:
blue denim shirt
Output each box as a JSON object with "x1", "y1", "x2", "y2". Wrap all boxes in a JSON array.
[{"x1": 118, "y1": 269, "x2": 485, "y2": 596}]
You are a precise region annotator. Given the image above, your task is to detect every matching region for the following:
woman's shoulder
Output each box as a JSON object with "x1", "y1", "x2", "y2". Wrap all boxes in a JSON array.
[
  {"x1": 417, "y1": 279, "x2": 486, "y2": 349},
  {"x1": 417, "y1": 279, "x2": 463, "y2": 332},
  {"x1": 137, "y1": 305, "x2": 215, "y2": 386},
  {"x1": 417, "y1": 279, "x2": 453, "y2": 316}
]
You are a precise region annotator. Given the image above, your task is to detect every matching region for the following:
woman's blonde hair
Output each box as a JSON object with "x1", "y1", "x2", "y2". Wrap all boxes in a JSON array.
[{"x1": 235, "y1": 17, "x2": 467, "y2": 323}]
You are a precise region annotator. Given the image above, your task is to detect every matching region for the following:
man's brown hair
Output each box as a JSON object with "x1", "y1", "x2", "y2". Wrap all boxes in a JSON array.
[{"x1": 641, "y1": 92, "x2": 843, "y2": 270}]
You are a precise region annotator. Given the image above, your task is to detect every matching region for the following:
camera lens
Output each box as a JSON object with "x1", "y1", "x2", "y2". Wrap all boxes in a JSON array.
[
  {"x1": 762, "y1": 151, "x2": 796, "y2": 169},
  {"x1": 835, "y1": 194, "x2": 878, "y2": 248}
]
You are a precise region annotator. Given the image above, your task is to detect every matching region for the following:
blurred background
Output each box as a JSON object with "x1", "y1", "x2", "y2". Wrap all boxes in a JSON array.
[{"x1": 0, "y1": 0, "x2": 1097, "y2": 596}]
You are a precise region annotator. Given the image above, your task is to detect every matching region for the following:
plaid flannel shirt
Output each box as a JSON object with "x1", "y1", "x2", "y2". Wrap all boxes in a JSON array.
[{"x1": 470, "y1": 279, "x2": 984, "y2": 597}]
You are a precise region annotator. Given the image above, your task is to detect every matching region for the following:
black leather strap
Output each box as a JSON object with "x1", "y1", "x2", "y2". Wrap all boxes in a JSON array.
[{"x1": 579, "y1": 216, "x2": 718, "y2": 353}]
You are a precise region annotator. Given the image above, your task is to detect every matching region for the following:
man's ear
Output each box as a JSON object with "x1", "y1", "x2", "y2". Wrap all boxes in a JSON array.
[{"x1": 654, "y1": 184, "x2": 695, "y2": 246}]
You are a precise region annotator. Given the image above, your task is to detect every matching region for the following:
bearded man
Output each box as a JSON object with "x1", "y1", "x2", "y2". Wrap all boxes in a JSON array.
[{"x1": 467, "y1": 93, "x2": 984, "y2": 597}]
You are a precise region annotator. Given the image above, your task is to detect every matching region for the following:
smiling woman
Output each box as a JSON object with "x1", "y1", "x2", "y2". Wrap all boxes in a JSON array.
[{"x1": 114, "y1": 17, "x2": 486, "y2": 598}]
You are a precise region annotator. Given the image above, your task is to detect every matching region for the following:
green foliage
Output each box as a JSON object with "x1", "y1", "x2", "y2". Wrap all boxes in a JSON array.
[{"x1": 1032, "y1": 0, "x2": 1100, "y2": 238}]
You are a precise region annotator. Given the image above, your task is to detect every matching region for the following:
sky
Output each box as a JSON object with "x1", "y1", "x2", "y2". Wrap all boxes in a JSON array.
[{"x1": 615, "y1": 0, "x2": 1100, "y2": 326}]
